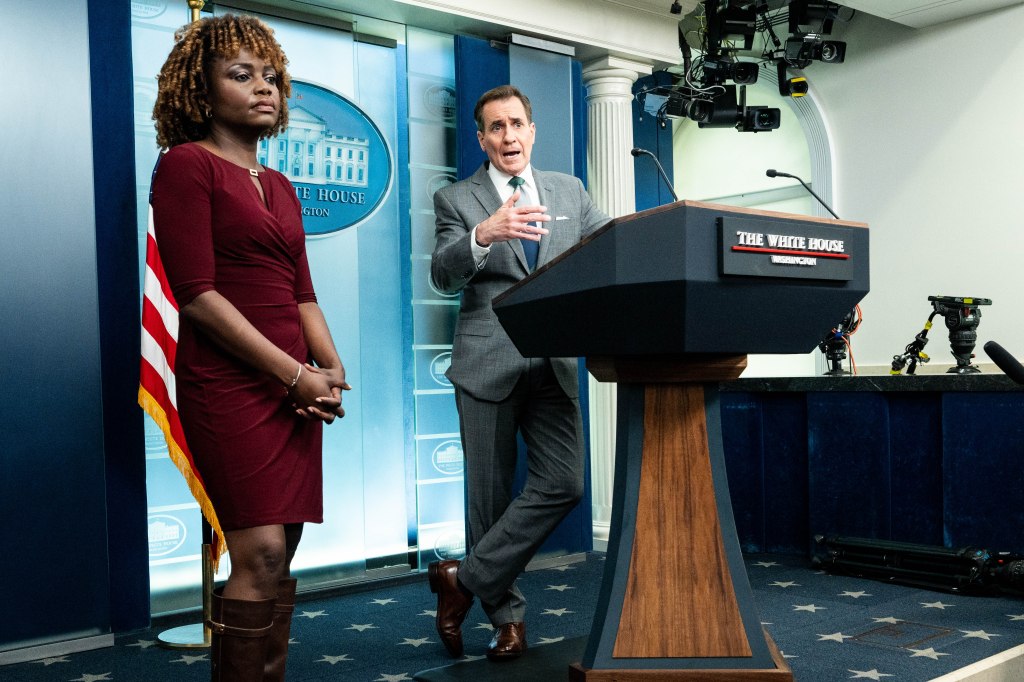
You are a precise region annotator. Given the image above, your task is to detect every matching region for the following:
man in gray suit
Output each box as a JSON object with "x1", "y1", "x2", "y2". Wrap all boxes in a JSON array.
[{"x1": 427, "y1": 84, "x2": 609, "y2": 661}]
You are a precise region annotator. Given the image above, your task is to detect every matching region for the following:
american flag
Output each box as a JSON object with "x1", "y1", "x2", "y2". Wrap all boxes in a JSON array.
[{"x1": 138, "y1": 158, "x2": 225, "y2": 569}]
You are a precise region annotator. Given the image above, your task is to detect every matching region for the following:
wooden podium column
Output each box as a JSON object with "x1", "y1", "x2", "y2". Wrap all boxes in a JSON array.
[{"x1": 571, "y1": 355, "x2": 792, "y2": 681}]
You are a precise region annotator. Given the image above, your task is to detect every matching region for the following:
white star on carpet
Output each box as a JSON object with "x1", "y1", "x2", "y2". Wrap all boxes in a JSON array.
[
  {"x1": 318, "y1": 654, "x2": 353, "y2": 664},
  {"x1": 908, "y1": 647, "x2": 949, "y2": 660},
  {"x1": 921, "y1": 601, "x2": 952, "y2": 609},
  {"x1": 126, "y1": 639, "x2": 156, "y2": 649},
  {"x1": 871, "y1": 616, "x2": 902, "y2": 624},
  {"x1": 549, "y1": 565, "x2": 576, "y2": 572},
  {"x1": 171, "y1": 653, "x2": 208, "y2": 665},
  {"x1": 538, "y1": 636, "x2": 565, "y2": 644},
  {"x1": 839, "y1": 591, "x2": 871, "y2": 599},
  {"x1": 817, "y1": 632, "x2": 853, "y2": 643},
  {"x1": 781, "y1": 651, "x2": 798, "y2": 659},
  {"x1": 770, "y1": 581, "x2": 799, "y2": 588},
  {"x1": 399, "y1": 637, "x2": 432, "y2": 647},
  {"x1": 371, "y1": 598, "x2": 397, "y2": 606},
  {"x1": 473, "y1": 622, "x2": 494, "y2": 630},
  {"x1": 347, "y1": 623, "x2": 378, "y2": 632},
  {"x1": 793, "y1": 603, "x2": 826, "y2": 613},
  {"x1": 1008, "y1": 614, "x2": 1024, "y2": 621},
  {"x1": 461, "y1": 654, "x2": 487, "y2": 662},
  {"x1": 961, "y1": 629, "x2": 1001, "y2": 640},
  {"x1": 300, "y1": 610, "x2": 328, "y2": 619},
  {"x1": 546, "y1": 584, "x2": 574, "y2": 591},
  {"x1": 542, "y1": 607, "x2": 573, "y2": 616},
  {"x1": 753, "y1": 561, "x2": 779, "y2": 568},
  {"x1": 375, "y1": 673, "x2": 412, "y2": 681},
  {"x1": 419, "y1": 609, "x2": 436, "y2": 617},
  {"x1": 34, "y1": 656, "x2": 70, "y2": 666},
  {"x1": 848, "y1": 669, "x2": 893, "y2": 679},
  {"x1": 70, "y1": 675, "x2": 112, "y2": 682}
]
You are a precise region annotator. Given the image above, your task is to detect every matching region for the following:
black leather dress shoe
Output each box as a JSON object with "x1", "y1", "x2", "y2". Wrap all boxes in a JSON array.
[
  {"x1": 486, "y1": 621, "x2": 527, "y2": 661},
  {"x1": 427, "y1": 560, "x2": 474, "y2": 658}
]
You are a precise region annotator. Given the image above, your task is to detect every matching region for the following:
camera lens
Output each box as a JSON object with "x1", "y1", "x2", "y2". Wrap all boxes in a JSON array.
[{"x1": 685, "y1": 99, "x2": 712, "y2": 123}]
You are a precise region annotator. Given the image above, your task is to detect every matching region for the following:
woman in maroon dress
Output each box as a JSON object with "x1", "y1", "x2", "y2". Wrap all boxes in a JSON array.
[{"x1": 150, "y1": 15, "x2": 349, "y2": 682}]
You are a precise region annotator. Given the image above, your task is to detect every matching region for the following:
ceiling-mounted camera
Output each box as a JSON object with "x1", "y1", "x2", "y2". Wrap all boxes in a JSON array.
[
  {"x1": 639, "y1": 1, "x2": 851, "y2": 132},
  {"x1": 784, "y1": 33, "x2": 846, "y2": 68},
  {"x1": 702, "y1": 57, "x2": 759, "y2": 85},
  {"x1": 687, "y1": 84, "x2": 780, "y2": 132}
]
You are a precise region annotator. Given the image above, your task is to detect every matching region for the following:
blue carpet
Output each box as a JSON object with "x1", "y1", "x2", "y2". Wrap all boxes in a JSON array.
[{"x1": 3, "y1": 553, "x2": 1023, "y2": 681}]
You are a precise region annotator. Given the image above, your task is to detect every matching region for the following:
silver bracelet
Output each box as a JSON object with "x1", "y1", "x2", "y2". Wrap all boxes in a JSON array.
[{"x1": 289, "y1": 364, "x2": 303, "y2": 389}]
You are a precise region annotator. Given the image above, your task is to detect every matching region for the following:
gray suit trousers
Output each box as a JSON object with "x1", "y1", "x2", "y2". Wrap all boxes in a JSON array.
[{"x1": 455, "y1": 358, "x2": 585, "y2": 625}]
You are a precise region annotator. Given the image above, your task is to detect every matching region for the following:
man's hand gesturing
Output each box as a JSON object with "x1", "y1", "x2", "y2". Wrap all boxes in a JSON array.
[{"x1": 474, "y1": 191, "x2": 550, "y2": 247}]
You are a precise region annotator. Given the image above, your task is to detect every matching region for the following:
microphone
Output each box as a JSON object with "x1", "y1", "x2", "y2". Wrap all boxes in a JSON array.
[
  {"x1": 765, "y1": 168, "x2": 840, "y2": 220},
  {"x1": 983, "y1": 341, "x2": 1024, "y2": 384},
  {"x1": 632, "y1": 147, "x2": 679, "y2": 202}
]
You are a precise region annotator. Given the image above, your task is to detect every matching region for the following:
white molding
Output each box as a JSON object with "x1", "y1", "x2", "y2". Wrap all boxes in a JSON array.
[{"x1": 929, "y1": 643, "x2": 1024, "y2": 682}]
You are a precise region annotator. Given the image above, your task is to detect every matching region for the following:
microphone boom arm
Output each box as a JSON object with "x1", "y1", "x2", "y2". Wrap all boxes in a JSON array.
[
  {"x1": 632, "y1": 147, "x2": 679, "y2": 202},
  {"x1": 766, "y1": 168, "x2": 840, "y2": 220}
]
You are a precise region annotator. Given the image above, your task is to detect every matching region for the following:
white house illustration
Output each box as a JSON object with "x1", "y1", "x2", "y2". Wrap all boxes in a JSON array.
[{"x1": 259, "y1": 105, "x2": 369, "y2": 187}]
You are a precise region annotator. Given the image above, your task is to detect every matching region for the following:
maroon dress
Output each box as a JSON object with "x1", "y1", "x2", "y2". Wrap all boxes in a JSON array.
[{"x1": 151, "y1": 142, "x2": 323, "y2": 530}]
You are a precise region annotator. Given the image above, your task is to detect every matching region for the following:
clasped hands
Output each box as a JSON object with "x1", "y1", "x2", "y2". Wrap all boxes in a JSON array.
[
  {"x1": 474, "y1": 190, "x2": 550, "y2": 247},
  {"x1": 288, "y1": 363, "x2": 352, "y2": 425}
]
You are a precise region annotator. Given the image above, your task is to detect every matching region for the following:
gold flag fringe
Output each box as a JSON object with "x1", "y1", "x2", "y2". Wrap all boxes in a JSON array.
[{"x1": 138, "y1": 386, "x2": 227, "y2": 571}]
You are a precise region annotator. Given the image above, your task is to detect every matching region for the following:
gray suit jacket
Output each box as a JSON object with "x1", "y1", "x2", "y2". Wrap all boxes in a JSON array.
[{"x1": 431, "y1": 164, "x2": 610, "y2": 402}]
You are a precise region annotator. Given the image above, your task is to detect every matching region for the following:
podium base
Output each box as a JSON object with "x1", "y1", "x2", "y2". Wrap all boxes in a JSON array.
[{"x1": 568, "y1": 630, "x2": 792, "y2": 681}]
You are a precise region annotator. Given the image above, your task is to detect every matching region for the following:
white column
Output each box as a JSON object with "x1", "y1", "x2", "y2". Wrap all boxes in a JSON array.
[{"x1": 582, "y1": 57, "x2": 651, "y2": 548}]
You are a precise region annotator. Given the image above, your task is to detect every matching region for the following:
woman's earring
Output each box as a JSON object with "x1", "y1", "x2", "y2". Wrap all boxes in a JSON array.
[{"x1": 203, "y1": 105, "x2": 212, "y2": 119}]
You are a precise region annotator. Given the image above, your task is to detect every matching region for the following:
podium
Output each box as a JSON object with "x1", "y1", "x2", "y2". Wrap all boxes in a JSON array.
[{"x1": 493, "y1": 200, "x2": 869, "y2": 680}]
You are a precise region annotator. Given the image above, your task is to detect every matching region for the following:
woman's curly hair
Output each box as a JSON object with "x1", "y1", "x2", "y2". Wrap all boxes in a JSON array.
[{"x1": 152, "y1": 14, "x2": 291, "y2": 149}]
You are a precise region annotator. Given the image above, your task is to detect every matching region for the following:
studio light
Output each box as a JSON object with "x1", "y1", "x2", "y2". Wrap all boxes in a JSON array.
[{"x1": 670, "y1": 1, "x2": 683, "y2": 14}]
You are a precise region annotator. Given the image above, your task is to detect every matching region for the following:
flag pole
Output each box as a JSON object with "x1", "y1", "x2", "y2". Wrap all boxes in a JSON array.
[
  {"x1": 188, "y1": 0, "x2": 206, "y2": 24},
  {"x1": 156, "y1": 0, "x2": 214, "y2": 651},
  {"x1": 157, "y1": 520, "x2": 215, "y2": 649}
]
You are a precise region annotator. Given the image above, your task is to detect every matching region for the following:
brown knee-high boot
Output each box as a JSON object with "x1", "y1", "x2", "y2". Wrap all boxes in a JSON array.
[
  {"x1": 208, "y1": 588, "x2": 275, "y2": 682},
  {"x1": 263, "y1": 578, "x2": 297, "y2": 681}
]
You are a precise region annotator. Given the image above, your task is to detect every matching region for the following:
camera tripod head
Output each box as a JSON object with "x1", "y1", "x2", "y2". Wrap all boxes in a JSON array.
[{"x1": 928, "y1": 296, "x2": 992, "y2": 374}]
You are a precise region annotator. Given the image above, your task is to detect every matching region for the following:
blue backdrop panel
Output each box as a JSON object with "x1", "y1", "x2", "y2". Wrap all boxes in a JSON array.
[
  {"x1": 943, "y1": 392, "x2": 1024, "y2": 550},
  {"x1": 888, "y1": 394, "x2": 944, "y2": 545},
  {"x1": 721, "y1": 382, "x2": 1024, "y2": 558},
  {"x1": 345, "y1": 38, "x2": 412, "y2": 564},
  {"x1": 1, "y1": 0, "x2": 116, "y2": 653},
  {"x1": 632, "y1": 71, "x2": 676, "y2": 211},
  {"x1": 510, "y1": 44, "x2": 573, "y2": 174},
  {"x1": 760, "y1": 394, "x2": 810, "y2": 553},
  {"x1": 407, "y1": 26, "x2": 463, "y2": 568},
  {"x1": 572, "y1": 61, "x2": 588, "y2": 184},
  {"x1": 88, "y1": 0, "x2": 149, "y2": 632},
  {"x1": 722, "y1": 393, "x2": 809, "y2": 554},
  {"x1": 454, "y1": 36, "x2": 508, "y2": 180},
  {"x1": 808, "y1": 393, "x2": 892, "y2": 541},
  {"x1": 721, "y1": 394, "x2": 766, "y2": 552}
]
